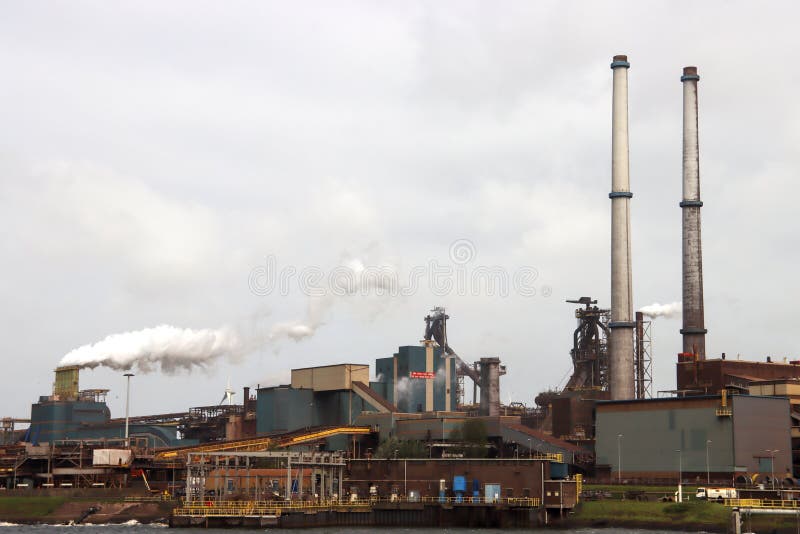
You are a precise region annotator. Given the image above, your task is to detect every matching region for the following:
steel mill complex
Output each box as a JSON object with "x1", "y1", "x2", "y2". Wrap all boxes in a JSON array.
[{"x1": 2, "y1": 56, "x2": 797, "y2": 528}]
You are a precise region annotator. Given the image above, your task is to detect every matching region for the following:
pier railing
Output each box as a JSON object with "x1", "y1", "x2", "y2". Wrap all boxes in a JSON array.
[
  {"x1": 724, "y1": 498, "x2": 800, "y2": 509},
  {"x1": 173, "y1": 496, "x2": 541, "y2": 517}
]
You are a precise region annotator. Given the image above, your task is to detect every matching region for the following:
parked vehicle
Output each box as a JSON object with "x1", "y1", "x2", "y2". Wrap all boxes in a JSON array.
[{"x1": 696, "y1": 487, "x2": 738, "y2": 500}]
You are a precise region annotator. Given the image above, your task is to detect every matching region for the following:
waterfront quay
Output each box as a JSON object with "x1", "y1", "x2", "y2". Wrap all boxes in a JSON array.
[{"x1": 169, "y1": 496, "x2": 543, "y2": 528}]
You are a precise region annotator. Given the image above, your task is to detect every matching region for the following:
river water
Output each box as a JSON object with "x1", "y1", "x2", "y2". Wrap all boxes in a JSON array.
[{"x1": 0, "y1": 524, "x2": 710, "y2": 533}]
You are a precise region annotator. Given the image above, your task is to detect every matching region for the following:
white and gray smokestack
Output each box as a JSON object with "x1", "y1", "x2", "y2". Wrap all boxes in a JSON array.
[
  {"x1": 680, "y1": 66, "x2": 707, "y2": 358},
  {"x1": 609, "y1": 55, "x2": 635, "y2": 400}
]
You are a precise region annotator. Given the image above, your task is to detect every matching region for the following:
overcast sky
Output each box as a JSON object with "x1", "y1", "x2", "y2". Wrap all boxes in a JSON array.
[{"x1": 2, "y1": 1, "x2": 799, "y2": 420}]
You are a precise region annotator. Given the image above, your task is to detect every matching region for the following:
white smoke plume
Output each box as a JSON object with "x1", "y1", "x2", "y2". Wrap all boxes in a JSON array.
[
  {"x1": 268, "y1": 321, "x2": 316, "y2": 342},
  {"x1": 434, "y1": 366, "x2": 446, "y2": 384},
  {"x1": 58, "y1": 324, "x2": 242, "y2": 373},
  {"x1": 395, "y1": 376, "x2": 411, "y2": 394},
  {"x1": 638, "y1": 301, "x2": 682, "y2": 319},
  {"x1": 267, "y1": 295, "x2": 329, "y2": 342},
  {"x1": 267, "y1": 250, "x2": 399, "y2": 343}
]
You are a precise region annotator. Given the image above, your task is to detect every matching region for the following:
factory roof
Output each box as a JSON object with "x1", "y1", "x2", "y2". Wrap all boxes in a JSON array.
[
  {"x1": 597, "y1": 393, "x2": 787, "y2": 407},
  {"x1": 290, "y1": 363, "x2": 370, "y2": 371}
]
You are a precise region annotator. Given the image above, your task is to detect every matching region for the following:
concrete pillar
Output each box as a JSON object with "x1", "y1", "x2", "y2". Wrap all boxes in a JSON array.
[
  {"x1": 425, "y1": 341, "x2": 434, "y2": 411},
  {"x1": 479, "y1": 357, "x2": 501, "y2": 416},
  {"x1": 445, "y1": 356, "x2": 452, "y2": 411}
]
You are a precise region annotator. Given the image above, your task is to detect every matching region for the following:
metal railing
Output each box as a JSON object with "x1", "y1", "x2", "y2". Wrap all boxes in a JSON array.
[
  {"x1": 124, "y1": 494, "x2": 175, "y2": 502},
  {"x1": 172, "y1": 496, "x2": 541, "y2": 517},
  {"x1": 725, "y1": 498, "x2": 800, "y2": 509},
  {"x1": 156, "y1": 426, "x2": 372, "y2": 460},
  {"x1": 417, "y1": 496, "x2": 539, "y2": 506}
]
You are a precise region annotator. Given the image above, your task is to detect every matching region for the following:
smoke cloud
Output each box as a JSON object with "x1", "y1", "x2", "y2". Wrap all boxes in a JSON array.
[
  {"x1": 59, "y1": 251, "x2": 399, "y2": 372},
  {"x1": 638, "y1": 301, "x2": 682, "y2": 319},
  {"x1": 268, "y1": 321, "x2": 316, "y2": 342},
  {"x1": 267, "y1": 295, "x2": 329, "y2": 342},
  {"x1": 58, "y1": 325, "x2": 242, "y2": 373},
  {"x1": 267, "y1": 251, "x2": 398, "y2": 343}
]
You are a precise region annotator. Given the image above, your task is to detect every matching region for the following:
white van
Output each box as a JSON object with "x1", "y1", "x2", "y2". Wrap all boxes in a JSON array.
[{"x1": 696, "y1": 487, "x2": 737, "y2": 500}]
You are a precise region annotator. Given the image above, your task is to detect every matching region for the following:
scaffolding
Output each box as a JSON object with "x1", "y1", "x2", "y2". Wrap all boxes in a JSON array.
[
  {"x1": 184, "y1": 450, "x2": 347, "y2": 503},
  {"x1": 634, "y1": 311, "x2": 653, "y2": 399}
]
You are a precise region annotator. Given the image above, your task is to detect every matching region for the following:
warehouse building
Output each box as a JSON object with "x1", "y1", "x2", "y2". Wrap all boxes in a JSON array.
[
  {"x1": 25, "y1": 366, "x2": 184, "y2": 447},
  {"x1": 256, "y1": 364, "x2": 392, "y2": 436},
  {"x1": 256, "y1": 343, "x2": 459, "y2": 436},
  {"x1": 595, "y1": 394, "x2": 792, "y2": 483}
]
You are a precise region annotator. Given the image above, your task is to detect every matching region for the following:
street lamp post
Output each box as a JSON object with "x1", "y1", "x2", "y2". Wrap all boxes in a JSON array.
[
  {"x1": 617, "y1": 434, "x2": 623, "y2": 484},
  {"x1": 676, "y1": 449, "x2": 683, "y2": 502},
  {"x1": 706, "y1": 440, "x2": 712, "y2": 484},
  {"x1": 124, "y1": 373, "x2": 134, "y2": 444},
  {"x1": 527, "y1": 438, "x2": 532, "y2": 459},
  {"x1": 766, "y1": 449, "x2": 779, "y2": 489}
]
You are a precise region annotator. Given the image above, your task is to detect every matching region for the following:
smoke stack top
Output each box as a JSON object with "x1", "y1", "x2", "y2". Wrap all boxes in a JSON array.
[{"x1": 58, "y1": 325, "x2": 242, "y2": 374}]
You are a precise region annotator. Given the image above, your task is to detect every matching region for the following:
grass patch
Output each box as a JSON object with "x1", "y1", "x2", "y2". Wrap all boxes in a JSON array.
[
  {"x1": 663, "y1": 502, "x2": 691, "y2": 515},
  {"x1": 585, "y1": 483, "x2": 698, "y2": 494},
  {"x1": 0, "y1": 496, "x2": 66, "y2": 519},
  {"x1": 572, "y1": 499, "x2": 730, "y2": 529}
]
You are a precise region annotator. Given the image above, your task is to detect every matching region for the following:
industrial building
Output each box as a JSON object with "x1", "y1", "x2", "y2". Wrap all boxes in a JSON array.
[
  {"x1": 4, "y1": 54, "x2": 800, "y2": 508},
  {"x1": 25, "y1": 366, "x2": 185, "y2": 448},
  {"x1": 595, "y1": 394, "x2": 792, "y2": 483},
  {"x1": 256, "y1": 363, "x2": 391, "y2": 436},
  {"x1": 372, "y1": 344, "x2": 457, "y2": 413},
  {"x1": 676, "y1": 356, "x2": 800, "y2": 395}
]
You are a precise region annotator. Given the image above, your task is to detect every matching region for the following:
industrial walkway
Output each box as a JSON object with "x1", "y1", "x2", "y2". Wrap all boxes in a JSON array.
[
  {"x1": 154, "y1": 425, "x2": 372, "y2": 460},
  {"x1": 351, "y1": 381, "x2": 396, "y2": 413},
  {"x1": 500, "y1": 422, "x2": 585, "y2": 466}
]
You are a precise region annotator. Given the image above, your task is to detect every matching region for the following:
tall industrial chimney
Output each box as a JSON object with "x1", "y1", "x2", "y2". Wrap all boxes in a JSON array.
[
  {"x1": 680, "y1": 66, "x2": 707, "y2": 358},
  {"x1": 609, "y1": 55, "x2": 635, "y2": 400}
]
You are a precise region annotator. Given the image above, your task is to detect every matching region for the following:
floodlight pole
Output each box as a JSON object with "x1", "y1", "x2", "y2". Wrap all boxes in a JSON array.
[{"x1": 124, "y1": 373, "x2": 134, "y2": 444}]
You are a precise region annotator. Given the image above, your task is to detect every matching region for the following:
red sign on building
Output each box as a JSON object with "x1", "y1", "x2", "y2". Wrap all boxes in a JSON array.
[{"x1": 410, "y1": 371, "x2": 436, "y2": 379}]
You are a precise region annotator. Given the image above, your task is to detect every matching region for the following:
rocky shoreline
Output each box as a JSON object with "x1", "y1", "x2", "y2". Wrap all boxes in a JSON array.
[{"x1": 0, "y1": 499, "x2": 176, "y2": 526}]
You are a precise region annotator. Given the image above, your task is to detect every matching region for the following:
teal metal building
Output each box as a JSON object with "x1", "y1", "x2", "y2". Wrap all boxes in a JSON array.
[
  {"x1": 371, "y1": 345, "x2": 458, "y2": 413},
  {"x1": 256, "y1": 364, "x2": 389, "y2": 435},
  {"x1": 27, "y1": 396, "x2": 185, "y2": 447}
]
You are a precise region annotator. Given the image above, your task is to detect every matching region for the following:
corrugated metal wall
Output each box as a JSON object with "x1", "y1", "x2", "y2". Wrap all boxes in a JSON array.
[
  {"x1": 596, "y1": 398, "x2": 734, "y2": 475},
  {"x1": 731, "y1": 395, "x2": 792, "y2": 476},
  {"x1": 596, "y1": 396, "x2": 792, "y2": 478}
]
